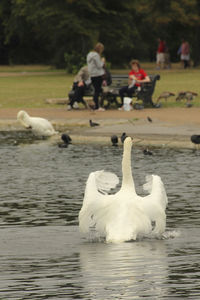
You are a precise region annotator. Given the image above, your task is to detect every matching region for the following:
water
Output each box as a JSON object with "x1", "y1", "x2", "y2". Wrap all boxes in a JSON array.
[{"x1": 0, "y1": 131, "x2": 200, "y2": 299}]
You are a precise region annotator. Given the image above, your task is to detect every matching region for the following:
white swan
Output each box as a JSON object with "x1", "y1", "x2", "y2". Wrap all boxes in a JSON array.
[
  {"x1": 17, "y1": 110, "x2": 58, "y2": 137},
  {"x1": 79, "y1": 137, "x2": 168, "y2": 243}
]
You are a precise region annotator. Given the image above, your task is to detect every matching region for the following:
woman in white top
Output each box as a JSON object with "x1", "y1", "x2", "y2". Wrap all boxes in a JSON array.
[{"x1": 87, "y1": 42, "x2": 105, "y2": 111}]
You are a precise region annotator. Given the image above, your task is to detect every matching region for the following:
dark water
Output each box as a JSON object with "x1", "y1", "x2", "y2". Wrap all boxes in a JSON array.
[{"x1": 0, "y1": 132, "x2": 200, "y2": 299}]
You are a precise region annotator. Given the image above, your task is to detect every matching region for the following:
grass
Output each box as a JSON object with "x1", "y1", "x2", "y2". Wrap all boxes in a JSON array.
[{"x1": 0, "y1": 63, "x2": 200, "y2": 109}]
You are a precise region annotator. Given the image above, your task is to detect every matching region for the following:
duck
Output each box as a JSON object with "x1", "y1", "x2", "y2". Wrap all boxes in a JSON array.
[
  {"x1": 58, "y1": 133, "x2": 72, "y2": 148},
  {"x1": 79, "y1": 137, "x2": 168, "y2": 243},
  {"x1": 120, "y1": 132, "x2": 127, "y2": 143},
  {"x1": 143, "y1": 148, "x2": 153, "y2": 155},
  {"x1": 17, "y1": 110, "x2": 58, "y2": 137},
  {"x1": 191, "y1": 135, "x2": 200, "y2": 144},
  {"x1": 111, "y1": 135, "x2": 118, "y2": 146},
  {"x1": 191, "y1": 135, "x2": 200, "y2": 150}
]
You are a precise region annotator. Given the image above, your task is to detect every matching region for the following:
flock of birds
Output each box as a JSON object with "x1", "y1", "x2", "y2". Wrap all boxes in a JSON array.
[
  {"x1": 16, "y1": 109, "x2": 200, "y2": 242},
  {"x1": 157, "y1": 91, "x2": 198, "y2": 107}
]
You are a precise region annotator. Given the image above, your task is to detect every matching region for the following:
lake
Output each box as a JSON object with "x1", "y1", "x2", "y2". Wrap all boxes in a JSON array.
[{"x1": 0, "y1": 131, "x2": 200, "y2": 299}]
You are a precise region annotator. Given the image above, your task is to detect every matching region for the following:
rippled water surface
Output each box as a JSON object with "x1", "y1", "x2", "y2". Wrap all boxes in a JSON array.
[{"x1": 0, "y1": 132, "x2": 200, "y2": 299}]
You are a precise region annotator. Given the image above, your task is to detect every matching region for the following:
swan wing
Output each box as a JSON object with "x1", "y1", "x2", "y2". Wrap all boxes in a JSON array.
[
  {"x1": 79, "y1": 170, "x2": 119, "y2": 233},
  {"x1": 141, "y1": 175, "x2": 168, "y2": 235},
  {"x1": 94, "y1": 170, "x2": 119, "y2": 194},
  {"x1": 30, "y1": 117, "x2": 57, "y2": 136},
  {"x1": 82, "y1": 170, "x2": 119, "y2": 206},
  {"x1": 143, "y1": 174, "x2": 168, "y2": 209}
]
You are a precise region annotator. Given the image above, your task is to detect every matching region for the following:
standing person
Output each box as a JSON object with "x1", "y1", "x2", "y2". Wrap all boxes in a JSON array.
[
  {"x1": 156, "y1": 38, "x2": 166, "y2": 69},
  {"x1": 118, "y1": 59, "x2": 150, "y2": 109},
  {"x1": 178, "y1": 39, "x2": 190, "y2": 69},
  {"x1": 87, "y1": 42, "x2": 105, "y2": 111},
  {"x1": 67, "y1": 65, "x2": 91, "y2": 110}
]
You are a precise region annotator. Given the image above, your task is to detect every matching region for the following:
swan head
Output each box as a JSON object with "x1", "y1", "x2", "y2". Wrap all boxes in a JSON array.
[
  {"x1": 17, "y1": 110, "x2": 30, "y2": 127},
  {"x1": 123, "y1": 137, "x2": 132, "y2": 150}
]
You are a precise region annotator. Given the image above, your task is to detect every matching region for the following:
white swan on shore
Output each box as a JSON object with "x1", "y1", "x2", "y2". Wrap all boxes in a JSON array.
[
  {"x1": 17, "y1": 110, "x2": 58, "y2": 137},
  {"x1": 79, "y1": 137, "x2": 168, "y2": 243}
]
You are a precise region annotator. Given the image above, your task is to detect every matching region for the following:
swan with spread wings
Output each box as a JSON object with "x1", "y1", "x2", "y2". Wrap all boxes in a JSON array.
[{"x1": 79, "y1": 137, "x2": 168, "y2": 243}]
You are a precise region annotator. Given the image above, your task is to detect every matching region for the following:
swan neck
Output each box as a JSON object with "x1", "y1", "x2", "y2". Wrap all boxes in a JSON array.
[{"x1": 121, "y1": 146, "x2": 135, "y2": 189}]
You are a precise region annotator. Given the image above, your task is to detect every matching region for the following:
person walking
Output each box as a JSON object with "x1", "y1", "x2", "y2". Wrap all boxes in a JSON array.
[
  {"x1": 178, "y1": 39, "x2": 190, "y2": 69},
  {"x1": 87, "y1": 42, "x2": 105, "y2": 111},
  {"x1": 156, "y1": 38, "x2": 166, "y2": 69}
]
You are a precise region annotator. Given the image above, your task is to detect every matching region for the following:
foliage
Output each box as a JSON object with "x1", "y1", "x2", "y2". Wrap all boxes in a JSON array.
[
  {"x1": 0, "y1": 0, "x2": 200, "y2": 66},
  {"x1": 64, "y1": 52, "x2": 86, "y2": 74}
]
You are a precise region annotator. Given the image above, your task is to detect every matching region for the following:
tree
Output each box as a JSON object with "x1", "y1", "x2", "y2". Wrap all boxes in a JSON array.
[{"x1": 0, "y1": 0, "x2": 200, "y2": 66}]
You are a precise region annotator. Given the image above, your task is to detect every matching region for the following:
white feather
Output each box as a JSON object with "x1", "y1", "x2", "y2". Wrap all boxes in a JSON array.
[
  {"x1": 94, "y1": 170, "x2": 119, "y2": 194},
  {"x1": 79, "y1": 137, "x2": 168, "y2": 243},
  {"x1": 17, "y1": 110, "x2": 58, "y2": 137}
]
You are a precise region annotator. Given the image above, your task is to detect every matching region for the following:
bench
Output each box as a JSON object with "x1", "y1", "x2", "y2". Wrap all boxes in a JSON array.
[
  {"x1": 68, "y1": 73, "x2": 160, "y2": 109},
  {"x1": 100, "y1": 74, "x2": 160, "y2": 108}
]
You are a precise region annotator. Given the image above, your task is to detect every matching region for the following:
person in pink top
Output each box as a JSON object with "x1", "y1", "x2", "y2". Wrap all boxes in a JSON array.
[
  {"x1": 118, "y1": 59, "x2": 150, "y2": 108},
  {"x1": 178, "y1": 39, "x2": 190, "y2": 69}
]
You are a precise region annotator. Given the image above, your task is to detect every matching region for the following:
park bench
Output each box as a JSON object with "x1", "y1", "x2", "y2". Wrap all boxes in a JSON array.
[{"x1": 68, "y1": 73, "x2": 160, "y2": 109}]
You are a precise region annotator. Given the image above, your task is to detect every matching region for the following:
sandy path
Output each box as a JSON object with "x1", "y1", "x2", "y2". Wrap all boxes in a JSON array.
[{"x1": 0, "y1": 107, "x2": 200, "y2": 126}]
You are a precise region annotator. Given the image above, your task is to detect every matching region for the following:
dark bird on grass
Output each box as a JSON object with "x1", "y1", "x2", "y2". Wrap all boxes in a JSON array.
[
  {"x1": 121, "y1": 132, "x2": 127, "y2": 143},
  {"x1": 156, "y1": 91, "x2": 175, "y2": 103},
  {"x1": 186, "y1": 103, "x2": 193, "y2": 108},
  {"x1": 111, "y1": 135, "x2": 118, "y2": 146},
  {"x1": 147, "y1": 116, "x2": 152, "y2": 123},
  {"x1": 89, "y1": 119, "x2": 100, "y2": 127},
  {"x1": 143, "y1": 148, "x2": 153, "y2": 155},
  {"x1": 176, "y1": 91, "x2": 198, "y2": 102},
  {"x1": 58, "y1": 133, "x2": 72, "y2": 148}
]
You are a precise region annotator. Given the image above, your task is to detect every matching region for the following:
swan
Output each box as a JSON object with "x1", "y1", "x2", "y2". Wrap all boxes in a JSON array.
[
  {"x1": 17, "y1": 110, "x2": 58, "y2": 137},
  {"x1": 79, "y1": 137, "x2": 168, "y2": 243}
]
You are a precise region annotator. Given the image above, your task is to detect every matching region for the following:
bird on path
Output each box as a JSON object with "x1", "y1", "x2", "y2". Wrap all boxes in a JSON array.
[
  {"x1": 111, "y1": 135, "x2": 118, "y2": 146},
  {"x1": 156, "y1": 91, "x2": 175, "y2": 103},
  {"x1": 147, "y1": 116, "x2": 152, "y2": 123},
  {"x1": 89, "y1": 119, "x2": 100, "y2": 127},
  {"x1": 79, "y1": 137, "x2": 168, "y2": 243},
  {"x1": 17, "y1": 110, "x2": 58, "y2": 137},
  {"x1": 58, "y1": 133, "x2": 72, "y2": 148},
  {"x1": 121, "y1": 132, "x2": 127, "y2": 143}
]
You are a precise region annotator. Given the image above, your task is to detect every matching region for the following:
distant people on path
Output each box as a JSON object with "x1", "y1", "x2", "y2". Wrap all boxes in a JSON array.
[
  {"x1": 118, "y1": 59, "x2": 150, "y2": 109},
  {"x1": 177, "y1": 39, "x2": 190, "y2": 69},
  {"x1": 87, "y1": 42, "x2": 105, "y2": 111},
  {"x1": 67, "y1": 65, "x2": 91, "y2": 110},
  {"x1": 156, "y1": 38, "x2": 166, "y2": 69}
]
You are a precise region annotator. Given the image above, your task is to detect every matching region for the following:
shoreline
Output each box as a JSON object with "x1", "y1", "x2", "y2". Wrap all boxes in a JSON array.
[{"x1": 0, "y1": 107, "x2": 199, "y2": 149}]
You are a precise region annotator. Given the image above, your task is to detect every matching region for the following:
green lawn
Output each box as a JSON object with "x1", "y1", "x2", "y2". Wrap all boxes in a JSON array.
[{"x1": 0, "y1": 63, "x2": 199, "y2": 108}]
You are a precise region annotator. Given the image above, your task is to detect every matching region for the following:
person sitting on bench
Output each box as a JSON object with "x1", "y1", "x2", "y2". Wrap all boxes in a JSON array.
[
  {"x1": 67, "y1": 65, "x2": 91, "y2": 110},
  {"x1": 118, "y1": 59, "x2": 150, "y2": 109}
]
